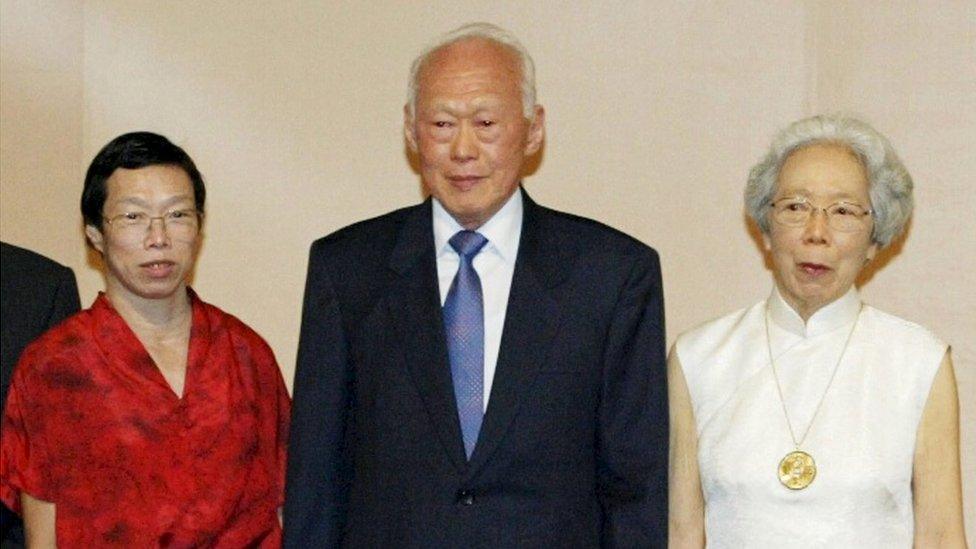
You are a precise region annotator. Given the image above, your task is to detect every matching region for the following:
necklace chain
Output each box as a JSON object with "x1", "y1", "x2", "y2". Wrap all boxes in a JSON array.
[{"x1": 764, "y1": 303, "x2": 862, "y2": 449}]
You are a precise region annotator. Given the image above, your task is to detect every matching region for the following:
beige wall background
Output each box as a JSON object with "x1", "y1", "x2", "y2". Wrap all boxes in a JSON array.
[{"x1": 2, "y1": 0, "x2": 973, "y2": 534}]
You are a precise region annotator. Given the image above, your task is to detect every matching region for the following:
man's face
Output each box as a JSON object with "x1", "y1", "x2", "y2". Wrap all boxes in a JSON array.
[{"x1": 406, "y1": 38, "x2": 544, "y2": 229}]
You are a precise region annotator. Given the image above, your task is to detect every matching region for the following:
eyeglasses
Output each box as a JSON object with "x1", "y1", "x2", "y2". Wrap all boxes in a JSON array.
[
  {"x1": 103, "y1": 209, "x2": 201, "y2": 236},
  {"x1": 769, "y1": 197, "x2": 873, "y2": 232}
]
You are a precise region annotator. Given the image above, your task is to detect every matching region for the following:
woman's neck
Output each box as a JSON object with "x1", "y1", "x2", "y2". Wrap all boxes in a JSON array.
[{"x1": 105, "y1": 284, "x2": 192, "y2": 340}]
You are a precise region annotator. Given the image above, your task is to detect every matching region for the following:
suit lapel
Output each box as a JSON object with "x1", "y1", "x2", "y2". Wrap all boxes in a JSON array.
[
  {"x1": 387, "y1": 200, "x2": 468, "y2": 472},
  {"x1": 467, "y1": 191, "x2": 575, "y2": 474}
]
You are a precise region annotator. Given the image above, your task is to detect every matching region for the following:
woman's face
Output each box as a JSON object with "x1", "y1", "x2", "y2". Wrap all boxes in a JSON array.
[
  {"x1": 85, "y1": 165, "x2": 201, "y2": 307},
  {"x1": 765, "y1": 144, "x2": 877, "y2": 320}
]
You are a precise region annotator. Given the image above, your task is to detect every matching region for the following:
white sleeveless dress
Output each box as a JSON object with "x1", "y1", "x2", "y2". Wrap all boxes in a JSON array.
[{"x1": 675, "y1": 287, "x2": 946, "y2": 548}]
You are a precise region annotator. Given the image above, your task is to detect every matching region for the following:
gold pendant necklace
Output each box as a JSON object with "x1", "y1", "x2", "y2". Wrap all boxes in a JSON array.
[{"x1": 765, "y1": 303, "x2": 861, "y2": 490}]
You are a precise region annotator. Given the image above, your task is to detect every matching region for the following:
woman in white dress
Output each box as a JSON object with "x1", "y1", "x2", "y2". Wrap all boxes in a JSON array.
[{"x1": 668, "y1": 115, "x2": 966, "y2": 547}]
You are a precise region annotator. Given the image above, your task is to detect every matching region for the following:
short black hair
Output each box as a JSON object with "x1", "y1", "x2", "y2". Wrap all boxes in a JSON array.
[{"x1": 81, "y1": 132, "x2": 206, "y2": 227}]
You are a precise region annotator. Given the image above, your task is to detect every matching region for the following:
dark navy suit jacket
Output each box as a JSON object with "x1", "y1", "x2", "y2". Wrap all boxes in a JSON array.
[
  {"x1": 1, "y1": 241, "x2": 80, "y2": 547},
  {"x1": 284, "y1": 191, "x2": 668, "y2": 548}
]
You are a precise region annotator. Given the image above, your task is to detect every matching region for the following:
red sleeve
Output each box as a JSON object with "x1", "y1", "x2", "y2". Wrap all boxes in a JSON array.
[
  {"x1": 232, "y1": 318, "x2": 291, "y2": 508},
  {"x1": 0, "y1": 354, "x2": 56, "y2": 513},
  {"x1": 264, "y1": 339, "x2": 291, "y2": 508},
  {"x1": 276, "y1": 381, "x2": 291, "y2": 507}
]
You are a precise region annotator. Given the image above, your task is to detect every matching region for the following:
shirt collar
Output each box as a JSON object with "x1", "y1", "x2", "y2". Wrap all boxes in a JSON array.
[
  {"x1": 432, "y1": 188, "x2": 523, "y2": 262},
  {"x1": 768, "y1": 285, "x2": 861, "y2": 338}
]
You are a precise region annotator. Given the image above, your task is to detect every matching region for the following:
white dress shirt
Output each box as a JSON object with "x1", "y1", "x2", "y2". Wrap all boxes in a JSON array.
[{"x1": 432, "y1": 189, "x2": 523, "y2": 411}]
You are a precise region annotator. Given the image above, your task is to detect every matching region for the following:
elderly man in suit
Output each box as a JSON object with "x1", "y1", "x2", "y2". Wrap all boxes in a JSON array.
[
  {"x1": 284, "y1": 23, "x2": 668, "y2": 547},
  {"x1": 1, "y1": 241, "x2": 80, "y2": 548}
]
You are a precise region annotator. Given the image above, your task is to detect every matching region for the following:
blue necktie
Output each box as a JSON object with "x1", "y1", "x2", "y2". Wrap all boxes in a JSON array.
[{"x1": 443, "y1": 230, "x2": 489, "y2": 459}]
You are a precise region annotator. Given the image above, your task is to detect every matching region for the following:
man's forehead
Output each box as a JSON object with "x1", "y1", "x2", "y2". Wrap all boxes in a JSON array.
[{"x1": 420, "y1": 38, "x2": 520, "y2": 80}]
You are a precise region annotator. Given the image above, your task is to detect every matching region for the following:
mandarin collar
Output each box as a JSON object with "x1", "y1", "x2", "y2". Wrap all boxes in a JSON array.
[
  {"x1": 432, "y1": 187, "x2": 524, "y2": 263},
  {"x1": 768, "y1": 285, "x2": 861, "y2": 338}
]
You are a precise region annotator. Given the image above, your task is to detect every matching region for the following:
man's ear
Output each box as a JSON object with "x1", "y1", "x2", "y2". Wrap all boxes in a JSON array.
[
  {"x1": 524, "y1": 105, "x2": 545, "y2": 156},
  {"x1": 85, "y1": 224, "x2": 106, "y2": 254},
  {"x1": 762, "y1": 233, "x2": 772, "y2": 252},
  {"x1": 404, "y1": 104, "x2": 419, "y2": 153}
]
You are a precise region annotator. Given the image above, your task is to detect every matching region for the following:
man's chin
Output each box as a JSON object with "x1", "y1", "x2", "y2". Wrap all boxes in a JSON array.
[
  {"x1": 434, "y1": 196, "x2": 485, "y2": 227},
  {"x1": 453, "y1": 212, "x2": 488, "y2": 230}
]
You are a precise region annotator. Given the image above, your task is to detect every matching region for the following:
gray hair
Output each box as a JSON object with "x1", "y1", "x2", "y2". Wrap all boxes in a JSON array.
[
  {"x1": 745, "y1": 114, "x2": 913, "y2": 248},
  {"x1": 406, "y1": 22, "x2": 537, "y2": 120}
]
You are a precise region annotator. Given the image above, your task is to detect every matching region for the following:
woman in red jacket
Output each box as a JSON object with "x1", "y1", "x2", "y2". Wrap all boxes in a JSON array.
[{"x1": 1, "y1": 132, "x2": 290, "y2": 547}]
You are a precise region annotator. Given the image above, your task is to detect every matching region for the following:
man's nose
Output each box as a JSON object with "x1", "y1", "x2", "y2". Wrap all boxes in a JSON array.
[
  {"x1": 450, "y1": 122, "x2": 478, "y2": 162},
  {"x1": 145, "y1": 217, "x2": 171, "y2": 247}
]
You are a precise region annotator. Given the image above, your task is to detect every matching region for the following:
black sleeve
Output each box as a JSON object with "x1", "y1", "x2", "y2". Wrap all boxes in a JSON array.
[
  {"x1": 283, "y1": 242, "x2": 354, "y2": 549},
  {"x1": 597, "y1": 248, "x2": 668, "y2": 548},
  {"x1": 46, "y1": 265, "x2": 81, "y2": 328}
]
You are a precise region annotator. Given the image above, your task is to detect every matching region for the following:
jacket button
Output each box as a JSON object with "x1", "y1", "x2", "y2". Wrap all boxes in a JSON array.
[{"x1": 455, "y1": 489, "x2": 475, "y2": 506}]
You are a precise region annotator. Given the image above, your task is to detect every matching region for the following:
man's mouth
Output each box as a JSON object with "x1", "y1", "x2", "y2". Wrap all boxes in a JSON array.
[{"x1": 447, "y1": 175, "x2": 484, "y2": 191}]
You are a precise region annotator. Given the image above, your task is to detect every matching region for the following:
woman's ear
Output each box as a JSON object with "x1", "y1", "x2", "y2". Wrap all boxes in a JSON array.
[
  {"x1": 85, "y1": 224, "x2": 106, "y2": 254},
  {"x1": 866, "y1": 242, "x2": 878, "y2": 262}
]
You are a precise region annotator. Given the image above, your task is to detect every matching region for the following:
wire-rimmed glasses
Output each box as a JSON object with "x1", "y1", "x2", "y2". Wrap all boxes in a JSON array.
[
  {"x1": 769, "y1": 197, "x2": 873, "y2": 232},
  {"x1": 103, "y1": 209, "x2": 201, "y2": 236}
]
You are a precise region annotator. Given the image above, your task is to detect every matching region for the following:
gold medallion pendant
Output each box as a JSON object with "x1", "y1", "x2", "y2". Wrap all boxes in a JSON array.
[
  {"x1": 778, "y1": 450, "x2": 816, "y2": 490},
  {"x1": 765, "y1": 304, "x2": 862, "y2": 492}
]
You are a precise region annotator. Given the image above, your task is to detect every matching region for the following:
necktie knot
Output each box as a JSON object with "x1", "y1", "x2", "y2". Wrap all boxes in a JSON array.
[{"x1": 449, "y1": 230, "x2": 488, "y2": 260}]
